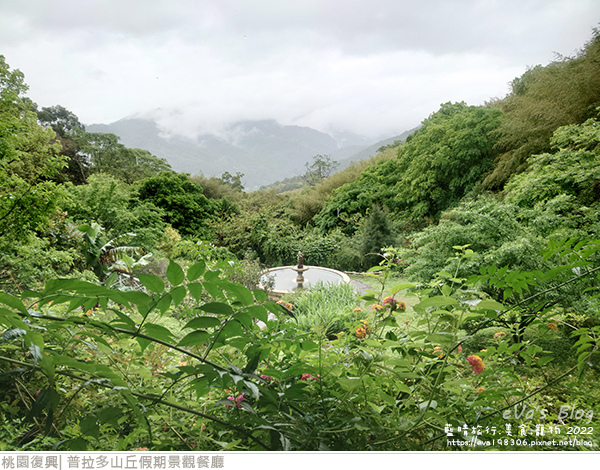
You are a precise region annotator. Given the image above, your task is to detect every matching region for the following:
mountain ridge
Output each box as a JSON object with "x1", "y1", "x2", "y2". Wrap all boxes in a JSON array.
[{"x1": 86, "y1": 117, "x2": 408, "y2": 189}]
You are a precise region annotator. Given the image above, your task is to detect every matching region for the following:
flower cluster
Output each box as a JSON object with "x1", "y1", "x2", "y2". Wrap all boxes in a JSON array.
[
  {"x1": 300, "y1": 373, "x2": 320, "y2": 381},
  {"x1": 466, "y1": 355, "x2": 485, "y2": 374},
  {"x1": 277, "y1": 300, "x2": 293, "y2": 310},
  {"x1": 433, "y1": 346, "x2": 444, "y2": 358},
  {"x1": 370, "y1": 304, "x2": 384, "y2": 312},
  {"x1": 493, "y1": 331, "x2": 506, "y2": 339},
  {"x1": 546, "y1": 321, "x2": 558, "y2": 331},
  {"x1": 382, "y1": 297, "x2": 407, "y2": 312},
  {"x1": 355, "y1": 327, "x2": 367, "y2": 339},
  {"x1": 225, "y1": 394, "x2": 246, "y2": 409}
]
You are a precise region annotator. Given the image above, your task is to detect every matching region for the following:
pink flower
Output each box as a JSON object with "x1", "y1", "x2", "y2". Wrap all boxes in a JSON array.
[
  {"x1": 301, "y1": 374, "x2": 313, "y2": 381},
  {"x1": 466, "y1": 355, "x2": 485, "y2": 374},
  {"x1": 457, "y1": 345, "x2": 463, "y2": 353},
  {"x1": 260, "y1": 374, "x2": 273, "y2": 382},
  {"x1": 226, "y1": 394, "x2": 246, "y2": 409}
]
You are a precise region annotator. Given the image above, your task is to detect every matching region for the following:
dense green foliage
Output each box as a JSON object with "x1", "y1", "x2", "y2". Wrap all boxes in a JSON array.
[
  {"x1": 315, "y1": 102, "x2": 502, "y2": 233},
  {"x1": 137, "y1": 172, "x2": 222, "y2": 239},
  {"x1": 484, "y1": 31, "x2": 600, "y2": 189},
  {"x1": 1, "y1": 245, "x2": 599, "y2": 451},
  {"x1": 2, "y1": 30, "x2": 600, "y2": 451}
]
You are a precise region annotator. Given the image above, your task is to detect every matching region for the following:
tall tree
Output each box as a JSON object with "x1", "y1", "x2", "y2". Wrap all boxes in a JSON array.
[
  {"x1": 137, "y1": 172, "x2": 218, "y2": 238},
  {"x1": 37, "y1": 105, "x2": 89, "y2": 184},
  {"x1": 0, "y1": 56, "x2": 66, "y2": 240},
  {"x1": 483, "y1": 29, "x2": 600, "y2": 189},
  {"x1": 77, "y1": 131, "x2": 172, "y2": 183},
  {"x1": 359, "y1": 204, "x2": 396, "y2": 268},
  {"x1": 303, "y1": 154, "x2": 339, "y2": 186},
  {"x1": 315, "y1": 102, "x2": 502, "y2": 233}
]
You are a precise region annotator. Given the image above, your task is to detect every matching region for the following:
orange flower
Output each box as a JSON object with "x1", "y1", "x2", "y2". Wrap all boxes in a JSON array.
[
  {"x1": 493, "y1": 331, "x2": 506, "y2": 339},
  {"x1": 352, "y1": 308, "x2": 362, "y2": 313},
  {"x1": 360, "y1": 320, "x2": 371, "y2": 333},
  {"x1": 370, "y1": 304, "x2": 384, "y2": 311},
  {"x1": 355, "y1": 327, "x2": 367, "y2": 339},
  {"x1": 466, "y1": 355, "x2": 485, "y2": 374},
  {"x1": 477, "y1": 387, "x2": 485, "y2": 394},
  {"x1": 546, "y1": 322, "x2": 558, "y2": 331},
  {"x1": 382, "y1": 297, "x2": 406, "y2": 312},
  {"x1": 277, "y1": 300, "x2": 293, "y2": 310}
]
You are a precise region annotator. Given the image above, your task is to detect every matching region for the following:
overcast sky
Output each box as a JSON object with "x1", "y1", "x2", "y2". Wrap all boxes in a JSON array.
[{"x1": 1, "y1": 0, "x2": 599, "y2": 139}]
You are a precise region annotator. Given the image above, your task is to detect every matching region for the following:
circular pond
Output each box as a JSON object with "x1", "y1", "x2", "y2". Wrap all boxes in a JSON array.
[{"x1": 261, "y1": 265, "x2": 350, "y2": 298}]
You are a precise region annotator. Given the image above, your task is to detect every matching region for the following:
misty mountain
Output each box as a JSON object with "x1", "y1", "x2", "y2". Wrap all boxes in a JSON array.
[
  {"x1": 337, "y1": 125, "x2": 420, "y2": 169},
  {"x1": 86, "y1": 118, "x2": 386, "y2": 189}
]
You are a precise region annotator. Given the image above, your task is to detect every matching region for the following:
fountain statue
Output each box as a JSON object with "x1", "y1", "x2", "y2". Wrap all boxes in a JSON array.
[
  {"x1": 292, "y1": 251, "x2": 309, "y2": 288},
  {"x1": 259, "y1": 250, "x2": 351, "y2": 300}
]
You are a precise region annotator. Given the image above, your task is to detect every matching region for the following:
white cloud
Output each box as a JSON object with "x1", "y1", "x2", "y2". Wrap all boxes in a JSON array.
[{"x1": 1, "y1": 0, "x2": 598, "y2": 138}]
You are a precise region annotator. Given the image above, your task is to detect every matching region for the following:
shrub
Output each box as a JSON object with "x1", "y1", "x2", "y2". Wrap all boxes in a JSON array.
[{"x1": 281, "y1": 282, "x2": 361, "y2": 338}]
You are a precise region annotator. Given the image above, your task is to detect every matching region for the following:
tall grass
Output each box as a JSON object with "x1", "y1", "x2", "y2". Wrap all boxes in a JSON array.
[{"x1": 284, "y1": 282, "x2": 361, "y2": 337}]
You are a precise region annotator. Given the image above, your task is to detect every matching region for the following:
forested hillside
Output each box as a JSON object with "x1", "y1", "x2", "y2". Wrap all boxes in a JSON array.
[{"x1": 1, "y1": 30, "x2": 600, "y2": 451}]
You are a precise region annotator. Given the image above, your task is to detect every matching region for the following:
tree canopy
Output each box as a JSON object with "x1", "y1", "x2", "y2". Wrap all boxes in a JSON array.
[
  {"x1": 137, "y1": 172, "x2": 219, "y2": 238},
  {"x1": 315, "y1": 102, "x2": 502, "y2": 233}
]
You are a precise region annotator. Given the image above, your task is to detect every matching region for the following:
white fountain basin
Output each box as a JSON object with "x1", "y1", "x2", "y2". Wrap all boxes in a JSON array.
[{"x1": 260, "y1": 265, "x2": 350, "y2": 300}]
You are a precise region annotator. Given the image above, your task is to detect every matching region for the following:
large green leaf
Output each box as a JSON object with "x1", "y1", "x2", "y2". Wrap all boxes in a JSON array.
[
  {"x1": 389, "y1": 283, "x2": 416, "y2": 295},
  {"x1": 198, "y1": 302, "x2": 233, "y2": 315},
  {"x1": 166, "y1": 260, "x2": 185, "y2": 286},
  {"x1": 220, "y1": 281, "x2": 253, "y2": 306},
  {"x1": 202, "y1": 281, "x2": 224, "y2": 301},
  {"x1": 170, "y1": 285, "x2": 187, "y2": 306},
  {"x1": 184, "y1": 316, "x2": 221, "y2": 329},
  {"x1": 339, "y1": 376, "x2": 361, "y2": 390},
  {"x1": 426, "y1": 332, "x2": 456, "y2": 347},
  {"x1": 178, "y1": 330, "x2": 210, "y2": 347},
  {"x1": 415, "y1": 296, "x2": 458, "y2": 309},
  {"x1": 143, "y1": 323, "x2": 175, "y2": 342},
  {"x1": 120, "y1": 290, "x2": 151, "y2": 307},
  {"x1": 187, "y1": 260, "x2": 206, "y2": 281},
  {"x1": 188, "y1": 282, "x2": 203, "y2": 302},
  {"x1": 0, "y1": 293, "x2": 28, "y2": 314},
  {"x1": 253, "y1": 289, "x2": 268, "y2": 302},
  {"x1": 136, "y1": 273, "x2": 165, "y2": 293},
  {"x1": 243, "y1": 305, "x2": 269, "y2": 323},
  {"x1": 41, "y1": 279, "x2": 109, "y2": 297},
  {"x1": 473, "y1": 299, "x2": 505, "y2": 311},
  {"x1": 155, "y1": 293, "x2": 172, "y2": 315},
  {"x1": 109, "y1": 309, "x2": 136, "y2": 329},
  {"x1": 233, "y1": 311, "x2": 253, "y2": 328}
]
